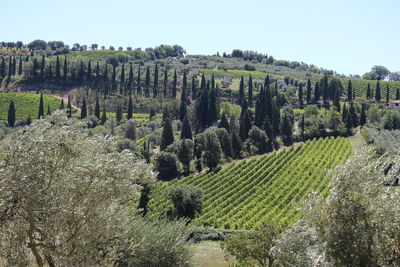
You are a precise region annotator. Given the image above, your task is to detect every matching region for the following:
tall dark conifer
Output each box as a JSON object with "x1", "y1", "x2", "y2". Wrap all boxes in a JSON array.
[
  {"x1": 375, "y1": 81, "x2": 381, "y2": 102},
  {"x1": 160, "y1": 118, "x2": 174, "y2": 151},
  {"x1": 248, "y1": 75, "x2": 253, "y2": 107},
  {"x1": 191, "y1": 75, "x2": 197, "y2": 100},
  {"x1": 314, "y1": 81, "x2": 320, "y2": 104},
  {"x1": 120, "y1": 63, "x2": 125, "y2": 95},
  {"x1": 396, "y1": 88, "x2": 400, "y2": 100},
  {"x1": 163, "y1": 68, "x2": 168, "y2": 98},
  {"x1": 67, "y1": 95, "x2": 72, "y2": 118},
  {"x1": 333, "y1": 87, "x2": 340, "y2": 112},
  {"x1": 180, "y1": 115, "x2": 193, "y2": 140},
  {"x1": 80, "y1": 97, "x2": 87, "y2": 119},
  {"x1": 153, "y1": 64, "x2": 158, "y2": 98},
  {"x1": 172, "y1": 69, "x2": 177, "y2": 99},
  {"x1": 18, "y1": 57, "x2": 23, "y2": 75},
  {"x1": 0, "y1": 57, "x2": 5, "y2": 78},
  {"x1": 128, "y1": 63, "x2": 134, "y2": 95},
  {"x1": 38, "y1": 93, "x2": 44, "y2": 119},
  {"x1": 347, "y1": 80, "x2": 353, "y2": 102},
  {"x1": 298, "y1": 83, "x2": 304, "y2": 108},
  {"x1": 101, "y1": 101, "x2": 107, "y2": 124},
  {"x1": 137, "y1": 65, "x2": 141, "y2": 96},
  {"x1": 306, "y1": 78, "x2": 311, "y2": 104},
  {"x1": 59, "y1": 98, "x2": 64, "y2": 110},
  {"x1": 127, "y1": 94, "x2": 133, "y2": 120},
  {"x1": 366, "y1": 83, "x2": 371, "y2": 99},
  {"x1": 238, "y1": 76, "x2": 245, "y2": 105},
  {"x1": 55, "y1": 55, "x2": 60, "y2": 80},
  {"x1": 179, "y1": 85, "x2": 187, "y2": 121},
  {"x1": 94, "y1": 96, "x2": 100, "y2": 119},
  {"x1": 145, "y1": 66, "x2": 150, "y2": 97},
  {"x1": 40, "y1": 55, "x2": 45, "y2": 80},
  {"x1": 63, "y1": 56, "x2": 67, "y2": 82},
  {"x1": 7, "y1": 100, "x2": 15, "y2": 127}
]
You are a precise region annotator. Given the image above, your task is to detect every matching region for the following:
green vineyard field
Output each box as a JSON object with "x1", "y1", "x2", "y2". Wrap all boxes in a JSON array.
[{"x1": 148, "y1": 137, "x2": 352, "y2": 229}]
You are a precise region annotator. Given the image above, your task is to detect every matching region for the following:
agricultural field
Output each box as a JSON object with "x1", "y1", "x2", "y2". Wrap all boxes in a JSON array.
[
  {"x1": 0, "y1": 93, "x2": 60, "y2": 120},
  {"x1": 148, "y1": 136, "x2": 352, "y2": 230}
]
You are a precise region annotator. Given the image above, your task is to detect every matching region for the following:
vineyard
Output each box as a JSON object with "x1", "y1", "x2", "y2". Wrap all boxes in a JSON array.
[
  {"x1": 0, "y1": 93, "x2": 60, "y2": 120},
  {"x1": 148, "y1": 137, "x2": 352, "y2": 229}
]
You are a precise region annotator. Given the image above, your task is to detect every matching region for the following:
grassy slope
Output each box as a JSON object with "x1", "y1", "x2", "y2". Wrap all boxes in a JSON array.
[{"x1": 0, "y1": 93, "x2": 60, "y2": 120}]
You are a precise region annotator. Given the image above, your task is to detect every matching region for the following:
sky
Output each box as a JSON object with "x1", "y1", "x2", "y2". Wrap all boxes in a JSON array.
[{"x1": 1, "y1": 0, "x2": 399, "y2": 75}]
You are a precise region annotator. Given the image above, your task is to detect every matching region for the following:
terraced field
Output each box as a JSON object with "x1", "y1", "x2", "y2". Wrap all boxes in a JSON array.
[{"x1": 148, "y1": 137, "x2": 352, "y2": 229}]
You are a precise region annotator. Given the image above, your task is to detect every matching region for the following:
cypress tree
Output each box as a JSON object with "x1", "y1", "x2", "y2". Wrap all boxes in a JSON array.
[
  {"x1": 208, "y1": 87, "x2": 218, "y2": 125},
  {"x1": 103, "y1": 63, "x2": 109, "y2": 95},
  {"x1": 115, "y1": 103, "x2": 123, "y2": 124},
  {"x1": 180, "y1": 115, "x2": 193, "y2": 140},
  {"x1": 80, "y1": 97, "x2": 87, "y2": 119},
  {"x1": 219, "y1": 112, "x2": 230, "y2": 133},
  {"x1": 94, "y1": 96, "x2": 100, "y2": 119},
  {"x1": 322, "y1": 75, "x2": 329, "y2": 105},
  {"x1": 78, "y1": 60, "x2": 84, "y2": 84},
  {"x1": 63, "y1": 56, "x2": 67, "y2": 82},
  {"x1": 38, "y1": 93, "x2": 44, "y2": 119},
  {"x1": 67, "y1": 95, "x2": 72, "y2": 118},
  {"x1": 360, "y1": 104, "x2": 366, "y2": 126},
  {"x1": 248, "y1": 75, "x2": 253, "y2": 107},
  {"x1": 95, "y1": 61, "x2": 100, "y2": 90},
  {"x1": 195, "y1": 85, "x2": 209, "y2": 129},
  {"x1": 182, "y1": 71, "x2": 187, "y2": 95},
  {"x1": 0, "y1": 57, "x2": 5, "y2": 78},
  {"x1": 396, "y1": 88, "x2": 400, "y2": 100},
  {"x1": 263, "y1": 117, "x2": 274, "y2": 145},
  {"x1": 163, "y1": 68, "x2": 168, "y2": 98},
  {"x1": 12, "y1": 56, "x2": 16, "y2": 76},
  {"x1": 40, "y1": 55, "x2": 45, "y2": 80},
  {"x1": 200, "y1": 73, "x2": 206, "y2": 91},
  {"x1": 306, "y1": 78, "x2": 312, "y2": 104},
  {"x1": 333, "y1": 87, "x2": 341, "y2": 112},
  {"x1": 55, "y1": 55, "x2": 60, "y2": 80},
  {"x1": 238, "y1": 75, "x2": 245, "y2": 105},
  {"x1": 18, "y1": 57, "x2": 23, "y2": 75},
  {"x1": 111, "y1": 65, "x2": 117, "y2": 93},
  {"x1": 349, "y1": 102, "x2": 358, "y2": 127},
  {"x1": 179, "y1": 85, "x2": 187, "y2": 121},
  {"x1": 280, "y1": 111, "x2": 293, "y2": 145},
  {"x1": 345, "y1": 110, "x2": 353, "y2": 131},
  {"x1": 191, "y1": 75, "x2": 197, "y2": 100},
  {"x1": 367, "y1": 83, "x2": 371, "y2": 99},
  {"x1": 298, "y1": 83, "x2": 304, "y2": 108},
  {"x1": 128, "y1": 63, "x2": 134, "y2": 95},
  {"x1": 386, "y1": 85, "x2": 390, "y2": 104},
  {"x1": 101, "y1": 101, "x2": 107, "y2": 124},
  {"x1": 341, "y1": 103, "x2": 347, "y2": 123},
  {"x1": 127, "y1": 94, "x2": 133, "y2": 120},
  {"x1": 347, "y1": 80, "x2": 353, "y2": 102},
  {"x1": 137, "y1": 65, "x2": 141, "y2": 96},
  {"x1": 7, "y1": 56, "x2": 12, "y2": 79},
  {"x1": 59, "y1": 98, "x2": 64, "y2": 110},
  {"x1": 272, "y1": 97, "x2": 280, "y2": 136},
  {"x1": 172, "y1": 69, "x2": 177, "y2": 99},
  {"x1": 314, "y1": 81, "x2": 320, "y2": 104},
  {"x1": 160, "y1": 118, "x2": 174, "y2": 151},
  {"x1": 7, "y1": 100, "x2": 15, "y2": 127},
  {"x1": 48, "y1": 63, "x2": 53, "y2": 78},
  {"x1": 120, "y1": 63, "x2": 125, "y2": 95},
  {"x1": 47, "y1": 105, "x2": 51, "y2": 116},
  {"x1": 239, "y1": 110, "x2": 252, "y2": 141},
  {"x1": 375, "y1": 81, "x2": 381, "y2": 102},
  {"x1": 145, "y1": 66, "x2": 150, "y2": 97},
  {"x1": 153, "y1": 64, "x2": 158, "y2": 98},
  {"x1": 32, "y1": 58, "x2": 38, "y2": 80},
  {"x1": 87, "y1": 60, "x2": 92, "y2": 85}
]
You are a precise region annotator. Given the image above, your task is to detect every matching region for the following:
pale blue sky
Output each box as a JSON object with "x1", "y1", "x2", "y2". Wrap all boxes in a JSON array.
[{"x1": 1, "y1": 0, "x2": 399, "y2": 75}]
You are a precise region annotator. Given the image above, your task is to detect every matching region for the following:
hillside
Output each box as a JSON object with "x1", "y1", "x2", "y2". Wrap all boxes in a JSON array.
[
  {"x1": 148, "y1": 136, "x2": 352, "y2": 230},
  {"x1": 0, "y1": 93, "x2": 60, "y2": 120}
]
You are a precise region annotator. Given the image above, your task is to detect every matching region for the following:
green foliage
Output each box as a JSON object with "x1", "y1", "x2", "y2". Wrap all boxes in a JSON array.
[
  {"x1": 149, "y1": 137, "x2": 352, "y2": 229},
  {"x1": 0, "y1": 93, "x2": 60, "y2": 121},
  {"x1": 166, "y1": 184, "x2": 203, "y2": 219}
]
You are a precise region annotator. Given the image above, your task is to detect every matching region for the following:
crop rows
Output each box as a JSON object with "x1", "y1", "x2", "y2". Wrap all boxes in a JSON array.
[{"x1": 148, "y1": 137, "x2": 352, "y2": 229}]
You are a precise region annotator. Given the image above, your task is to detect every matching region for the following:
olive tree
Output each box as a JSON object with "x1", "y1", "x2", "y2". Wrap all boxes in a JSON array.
[{"x1": 0, "y1": 112, "x2": 154, "y2": 266}]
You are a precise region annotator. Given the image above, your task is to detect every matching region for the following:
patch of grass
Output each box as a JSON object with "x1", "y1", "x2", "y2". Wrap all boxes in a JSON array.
[{"x1": 0, "y1": 93, "x2": 60, "y2": 120}]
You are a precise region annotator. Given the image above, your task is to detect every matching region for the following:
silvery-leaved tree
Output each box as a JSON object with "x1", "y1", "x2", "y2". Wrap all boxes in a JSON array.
[{"x1": 0, "y1": 111, "x2": 154, "y2": 266}]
